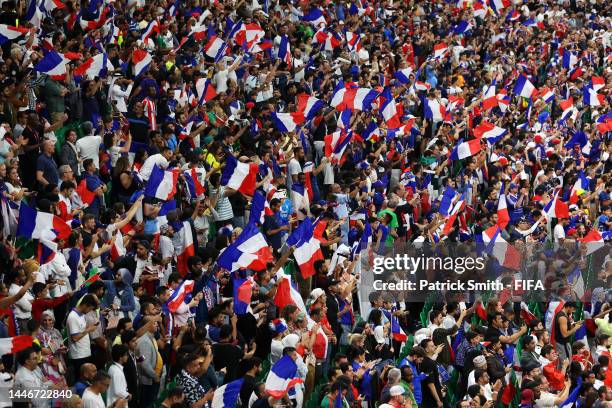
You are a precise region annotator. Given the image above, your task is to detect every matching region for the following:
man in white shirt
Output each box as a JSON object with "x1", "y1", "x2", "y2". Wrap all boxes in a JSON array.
[
  {"x1": 286, "y1": 147, "x2": 303, "y2": 190},
  {"x1": 83, "y1": 371, "x2": 127, "y2": 408},
  {"x1": 67, "y1": 294, "x2": 99, "y2": 380},
  {"x1": 75, "y1": 121, "x2": 103, "y2": 174},
  {"x1": 110, "y1": 76, "x2": 133, "y2": 113},
  {"x1": 8, "y1": 269, "x2": 35, "y2": 332},
  {"x1": 138, "y1": 147, "x2": 173, "y2": 182},
  {"x1": 107, "y1": 345, "x2": 131, "y2": 406},
  {"x1": 553, "y1": 218, "x2": 569, "y2": 244},
  {"x1": 14, "y1": 347, "x2": 57, "y2": 408}
]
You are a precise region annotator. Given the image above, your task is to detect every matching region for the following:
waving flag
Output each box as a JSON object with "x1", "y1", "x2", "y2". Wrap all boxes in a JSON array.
[
  {"x1": 481, "y1": 226, "x2": 521, "y2": 270},
  {"x1": 248, "y1": 190, "x2": 266, "y2": 225},
  {"x1": 345, "y1": 32, "x2": 361, "y2": 52},
  {"x1": 233, "y1": 275, "x2": 254, "y2": 315},
  {"x1": 271, "y1": 112, "x2": 305, "y2": 132},
  {"x1": 453, "y1": 20, "x2": 473, "y2": 35},
  {"x1": 473, "y1": 1, "x2": 487, "y2": 18},
  {"x1": 489, "y1": 0, "x2": 510, "y2": 14},
  {"x1": 380, "y1": 88, "x2": 401, "y2": 128},
  {"x1": 301, "y1": 8, "x2": 326, "y2": 27},
  {"x1": 141, "y1": 20, "x2": 160, "y2": 41},
  {"x1": 569, "y1": 170, "x2": 589, "y2": 204},
  {"x1": 218, "y1": 222, "x2": 273, "y2": 271},
  {"x1": 265, "y1": 355, "x2": 304, "y2": 398},
  {"x1": 450, "y1": 139, "x2": 481, "y2": 160},
  {"x1": 166, "y1": 280, "x2": 195, "y2": 312},
  {"x1": 438, "y1": 187, "x2": 457, "y2": 217},
  {"x1": 0, "y1": 25, "x2": 29, "y2": 45},
  {"x1": 110, "y1": 230, "x2": 126, "y2": 262},
  {"x1": 513, "y1": 75, "x2": 537, "y2": 98},
  {"x1": 539, "y1": 87, "x2": 555, "y2": 104},
  {"x1": 442, "y1": 194, "x2": 466, "y2": 236},
  {"x1": 176, "y1": 222, "x2": 195, "y2": 276},
  {"x1": 474, "y1": 121, "x2": 507, "y2": 145},
  {"x1": 482, "y1": 79, "x2": 497, "y2": 110},
  {"x1": 497, "y1": 183, "x2": 510, "y2": 230},
  {"x1": 522, "y1": 18, "x2": 545, "y2": 30},
  {"x1": 583, "y1": 86, "x2": 605, "y2": 107},
  {"x1": 544, "y1": 190, "x2": 569, "y2": 220},
  {"x1": 204, "y1": 35, "x2": 226, "y2": 61},
  {"x1": 286, "y1": 218, "x2": 323, "y2": 279},
  {"x1": 297, "y1": 93, "x2": 325, "y2": 119},
  {"x1": 76, "y1": 179, "x2": 96, "y2": 206},
  {"x1": 274, "y1": 273, "x2": 307, "y2": 314},
  {"x1": 183, "y1": 168, "x2": 206, "y2": 200},
  {"x1": 35, "y1": 51, "x2": 70, "y2": 77},
  {"x1": 563, "y1": 131, "x2": 588, "y2": 151},
  {"x1": 324, "y1": 130, "x2": 353, "y2": 165},
  {"x1": 424, "y1": 99, "x2": 446, "y2": 122},
  {"x1": 74, "y1": 53, "x2": 113, "y2": 79},
  {"x1": 361, "y1": 120, "x2": 380, "y2": 142},
  {"x1": 37, "y1": 234, "x2": 57, "y2": 265},
  {"x1": 591, "y1": 76, "x2": 605, "y2": 91},
  {"x1": 330, "y1": 85, "x2": 378, "y2": 111},
  {"x1": 558, "y1": 378, "x2": 582, "y2": 408},
  {"x1": 212, "y1": 378, "x2": 244, "y2": 408},
  {"x1": 17, "y1": 205, "x2": 72, "y2": 240},
  {"x1": 277, "y1": 35, "x2": 292, "y2": 67},
  {"x1": 559, "y1": 97, "x2": 576, "y2": 122},
  {"x1": 580, "y1": 229, "x2": 605, "y2": 255},
  {"x1": 0, "y1": 336, "x2": 33, "y2": 356},
  {"x1": 195, "y1": 78, "x2": 217, "y2": 105},
  {"x1": 561, "y1": 49, "x2": 578, "y2": 70},
  {"x1": 519, "y1": 302, "x2": 537, "y2": 326},
  {"x1": 312, "y1": 28, "x2": 341, "y2": 51},
  {"x1": 394, "y1": 68, "x2": 413, "y2": 84},
  {"x1": 132, "y1": 49, "x2": 152, "y2": 77},
  {"x1": 144, "y1": 165, "x2": 179, "y2": 200},
  {"x1": 431, "y1": 42, "x2": 448, "y2": 59},
  {"x1": 220, "y1": 155, "x2": 259, "y2": 196}
]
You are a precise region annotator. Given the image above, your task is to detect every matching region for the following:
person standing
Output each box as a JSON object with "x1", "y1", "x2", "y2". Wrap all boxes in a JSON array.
[
  {"x1": 67, "y1": 294, "x2": 99, "y2": 382},
  {"x1": 107, "y1": 344, "x2": 131, "y2": 406},
  {"x1": 136, "y1": 315, "x2": 162, "y2": 407}
]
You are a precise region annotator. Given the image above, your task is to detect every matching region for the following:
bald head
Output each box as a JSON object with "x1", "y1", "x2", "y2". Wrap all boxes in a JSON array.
[{"x1": 80, "y1": 363, "x2": 97, "y2": 380}]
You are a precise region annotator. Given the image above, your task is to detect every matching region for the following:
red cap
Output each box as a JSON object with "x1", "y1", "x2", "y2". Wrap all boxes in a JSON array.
[
  {"x1": 534, "y1": 134, "x2": 543, "y2": 143},
  {"x1": 498, "y1": 157, "x2": 508, "y2": 166},
  {"x1": 246, "y1": 102, "x2": 255, "y2": 110}
]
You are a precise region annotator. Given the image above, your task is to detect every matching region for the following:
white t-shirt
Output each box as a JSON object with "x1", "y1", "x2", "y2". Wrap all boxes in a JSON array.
[
  {"x1": 107, "y1": 363, "x2": 129, "y2": 406},
  {"x1": 82, "y1": 388, "x2": 106, "y2": 408},
  {"x1": 76, "y1": 135, "x2": 103, "y2": 173},
  {"x1": 553, "y1": 223, "x2": 566, "y2": 242},
  {"x1": 110, "y1": 83, "x2": 133, "y2": 113},
  {"x1": 67, "y1": 310, "x2": 91, "y2": 359},
  {"x1": 139, "y1": 154, "x2": 169, "y2": 181},
  {"x1": 535, "y1": 391, "x2": 556, "y2": 408},
  {"x1": 286, "y1": 158, "x2": 301, "y2": 189}
]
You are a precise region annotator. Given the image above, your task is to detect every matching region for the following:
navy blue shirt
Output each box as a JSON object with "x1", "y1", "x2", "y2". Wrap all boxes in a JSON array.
[{"x1": 36, "y1": 153, "x2": 59, "y2": 186}]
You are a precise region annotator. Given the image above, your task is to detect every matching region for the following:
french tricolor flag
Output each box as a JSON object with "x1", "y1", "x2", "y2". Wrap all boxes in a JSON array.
[
  {"x1": 431, "y1": 42, "x2": 448, "y2": 60},
  {"x1": 195, "y1": 78, "x2": 217, "y2": 105},
  {"x1": 16, "y1": 205, "x2": 72, "y2": 241},
  {"x1": 591, "y1": 76, "x2": 605, "y2": 91},
  {"x1": 330, "y1": 84, "x2": 378, "y2": 111},
  {"x1": 482, "y1": 79, "x2": 497, "y2": 110},
  {"x1": 559, "y1": 97, "x2": 575, "y2": 122},
  {"x1": 0, "y1": 335, "x2": 33, "y2": 356},
  {"x1": 301, "y1": 8, "x2": 326, "y2": 27},
  {"x1": 34, "y1": 51, "x2": 70, "y2": 78},
  {"x1": 277, "y1": 35, "x2": 292, "y2": 68},
  {"x1": 271, "y1": 112, "x2": 305, "y2": 132},
  {"x1": 522, "y1": 18, "x2": 545, "y2": 30},
  {"x1": 141, "y1": 20, "x2": 160, "y2": 42},
  {"x1": 346, "y1": 31, "x2": 361, "y2": 52},
  {"x1": 74, "y1": 53, "x2": 113, "y2": 79},
  {"x1": 561, "y1": 49, "x2": 578, "y2": 69},
  {"x1": 274, "y1": 272, "x2": 307, "y2": 313},
  {"x1": 212, "y1": 378, "x2": 244, "y2": 408},
  {"x1": 286, "y1": 218, "x2": 323, "y2": 279},
  {"x1": 481, "y1": 225, "x2": 521, "y2": 270},
  {"x1": 497, "y1": 183, "x2": 510, "y2": 229},
  {"x1": 543, "y1": 190, "x2": 569, "y2": 220},
  {"x1": 218, "y1": 222, "x2": 273, "y2": 271},
  {"x1": 361, "y1": 120, "x2": 380, "y2": 142},
  {"x1": 144, "y1": 165, "x2": 178, "y2": 200},
  {"x1": 473, "y1": 121, "x2": 507, "y2": 145},
  {"x1": 204, "y1": 35, "x2": 226, "y2": 61},
  {"x1": 579, "y1": 229, "x2": 605, "y2": 255},
  {"x1": 248, "y1": 190, "x2": 273, "y2": 225},
  {"x1": 424, "y1": 99, "x2": 446, "y2": 122},
  {"x1": 583, "y1": 86, "x2": 605, "y2": 107},
  {"x1": 394, "y1": 67, "x2": 413, "y2": 84},
  {"x1": 166, "y1": 280, "x2": 195, "y2": 313},
  {"x1": 539, "y1": 87, "x2": 555, "y2": 104},
  {"x1": 132, "y1": 49, "x2": 152, "y2": 77},
  {"x1": 453, "y1": 20, "x2": 473, "y2": 35},
  {"x1": 380, "y1": 88, "x2": 401, "y2": 128},
  {"x1": 76, "y1": 179, "x2": 96, "y2": 206},
  {"x1": 569, "y1": 170, "x2": 589, "y2": 204},
  {"x1": 110, "y1": 230, "x2": 126, "y2": 262},
  {"x1": 297, "y1": 93, "x2": 325, "y2": 120},
  {"x1": 183, "y1": 168, "x2": 206, "y2": 200},
  {"x1": 473, "y1": 1, "x2": 487, "y2": 18},
  {"x1": 38, "y1": 235, "x2": 57, "y2": 265},
  {"x1": 391, "y1": 308, "x2": 407, "y2": 342},
  {"x1": 189, "y1": 25, "x2": 207, "y2": 42},
  {"x1": 176, "y1": 221, "x2": 195, "y2": 277},
  {"x1": 324, "y1": 130, "x2": 353, "y2": 165},
  {"x1": 0, "y1": 25, "x2": 29, "y2": 45},
  {"x1": 488, "y1": 0, "x2": 510, "y2": 14},
  {"x1": 442, "y1": 193, "x2": 465, "y2": 236},
  {"x1": 450, "y1": 138, "x2": 481, "y2": 161},
  {"x1": 513, "y1": 75, "x2": 537, "y2": 98},
  {"x1": 233, "y1": 275, "x2": 254, "y2": 315},
  {"x1": 290, "y1": 183, "x2": 310, "y2": 218},
  {"x1": 220, "y1": 154, "x2": 259, "y2": 196},
  {"x1": 265, "y1": 355, "x2": 304, "y2": 398}
]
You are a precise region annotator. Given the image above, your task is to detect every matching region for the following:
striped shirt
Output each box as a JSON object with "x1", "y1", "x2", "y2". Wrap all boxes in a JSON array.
[{"x1": 210, "y1": 186, "x2": 233, "y2": 222}]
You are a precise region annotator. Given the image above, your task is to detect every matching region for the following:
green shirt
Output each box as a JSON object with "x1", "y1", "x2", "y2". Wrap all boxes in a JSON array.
[
  {"x1": 320, "y1": 395, "x2": 349, "y2": 408},
  {"x1": 378, "y1": 209, "x2": 398, "y2": 245}
]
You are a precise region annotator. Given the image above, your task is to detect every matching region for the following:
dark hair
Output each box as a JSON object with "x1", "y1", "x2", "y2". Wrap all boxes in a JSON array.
[
  {"x1": 219, "y1": 324, "x2": 233, "y2": 340},
  {"x1": 32, "y1": 282, "x2": 47, "y2": 297},
  {"x1": 121, "y1": 329, "x2": 137, "y2": 345},
  {"x1": 17, "y1": 347, "x2": 35, "y2": 366},
  {"x1": 242, "y1": 357, "x2": 262, "y2": 372},
  {"x1": 282, "y1": 347, "x2": 296, "y2": 356},
  {"x1": 80, "y1": 294, "x2": 99, "y2": 308},
  {"x1": 92, "y1": 371, "x2": 111, "y2": 384},
  {"x1": 112, "y1": 344, "x2": 129, "y2": 362},
  {"x1": 467, "y1": 384, "x2": 481, "y2": 399},
  {"x1": 117, "y1": 318, "x2": 131, "y2": 333},
  {"x1": 474, "y1": 368, "x2": 487, "y2": 383},
  {"x1": 166, "y1": 386, "x2": 184, "y2": 399},
  {"x1": 60, "y1": 181, "x2": 75, "y2": 191},
  {"x1": 540, "y1": 344, "x2": 554, "y2": 357},
  {"x1": 83, "y1": 158, "x2": 94, "y2": 170},
  {"x1": 87, "y1": 280, "x2": 105, "y2": 294}
]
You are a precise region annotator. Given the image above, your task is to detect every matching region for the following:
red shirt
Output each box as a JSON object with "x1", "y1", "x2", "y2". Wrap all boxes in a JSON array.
[{"x1": 31, "y1": 295, "x2": 70, "y2": 322}]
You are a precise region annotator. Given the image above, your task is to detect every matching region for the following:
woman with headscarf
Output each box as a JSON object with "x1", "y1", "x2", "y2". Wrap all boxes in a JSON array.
[{"x1": 36, "y1": 310, "x2": 68, "y2": 386}]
